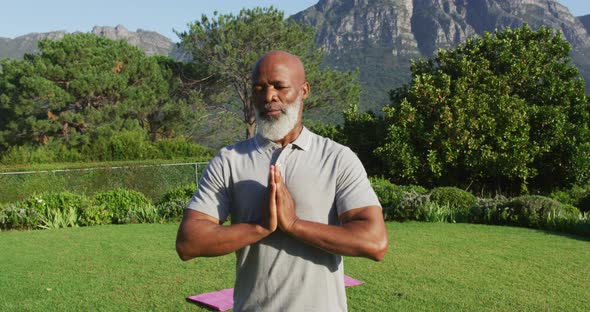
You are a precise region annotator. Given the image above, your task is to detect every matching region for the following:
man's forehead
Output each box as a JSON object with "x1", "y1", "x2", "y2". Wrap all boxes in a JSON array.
[{"x1": 252, "y1": 51, "x2": 305, "y2": 81}]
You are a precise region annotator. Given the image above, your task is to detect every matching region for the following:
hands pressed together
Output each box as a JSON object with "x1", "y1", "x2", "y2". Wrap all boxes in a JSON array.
[{"x1": 262, "y1": 165, "x2": 300, "y2": 235}]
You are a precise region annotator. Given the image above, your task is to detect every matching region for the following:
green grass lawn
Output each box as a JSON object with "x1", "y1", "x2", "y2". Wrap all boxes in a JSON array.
[{"x1": 1, "y1": 222, "x2": 588, "y2": 311}]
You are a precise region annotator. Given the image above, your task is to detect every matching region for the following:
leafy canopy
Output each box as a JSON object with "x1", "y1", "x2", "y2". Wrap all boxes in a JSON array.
[
  {"x1": 0, "y1": 33, "x2": 204, "y2": 152},
  {"x1": 345, "y1": 25, "x2": 589, "y2": 194},
  {"x1": 177, "y1": 6, "x2": 361, "y2": 138}
]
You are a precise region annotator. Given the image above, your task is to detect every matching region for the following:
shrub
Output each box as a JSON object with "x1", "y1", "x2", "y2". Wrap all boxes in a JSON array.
[
  {"x1": 0, "y1": 141, "x2": 83, "y2": 165},
  {"x1": 16, "y1": 192, "x2": 90, "y2": 229},
  {"x1": 549, "y1": 184, "x2": 590, "y2": 213},
  {"x1": 471, "y1": 195, "x2": 511, "y2": 225},
  {"x1": 37, "y1": 206, "x2": 79, "y2": 229},
  {"x1": 127, "y1": 205, "x2": 163, "y2": 224},
  {"x1": 153, "y1": 138, "x2": 214, "y2": 160},
  {"x1": 430, "y1": 187, "x2": 477, "y2": 222},
  {"x1": 81, "y1": 130, "x2": 158, "y2": 162},
  {"x1": 80, "y1": 203, "x2": 113, "y2": 226},
  {"x1": 370, "y1": 177, "x2": 401, "y2": 220},
  {"x1": 156, "y1": 184, "x2": 197, "y2": 222},
  {"x1": 370, "y1": 177, "x2": 432, "y2": 221},
  {"x1": 370, "y1": 177, "x2": 429, "y2": 221},
  {"x1": 399, "y1": 191, "x2": 432, "y2": 221},
  {"x1": 0, "y1": 204, "x2": 40, "y2": 230},
  {"x1": 421, "y1": 202, "x2": 455, "y2": 223},
  {"x1": 92, "y1": 189, "x2": 153, "y2": 224},
  {"x1": 1, "y1": 192, "x2": 89, "y2": 230},
  {"x1": 506, "y1": 195, "x2": 569, "y2": 228}
]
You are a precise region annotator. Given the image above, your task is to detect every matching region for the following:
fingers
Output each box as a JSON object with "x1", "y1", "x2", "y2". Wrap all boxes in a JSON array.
[
  {"x1": 274, "y1": 165, "x2": 283, "y2": 189},
  {"x1": 268, "y1": 166, "x2": 278, "y2": 232}
]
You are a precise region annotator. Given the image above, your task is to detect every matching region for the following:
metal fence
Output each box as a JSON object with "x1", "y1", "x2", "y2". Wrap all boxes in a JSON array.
[{"x1": 0, "y1": 162, "x2": 209, "y2": 203}]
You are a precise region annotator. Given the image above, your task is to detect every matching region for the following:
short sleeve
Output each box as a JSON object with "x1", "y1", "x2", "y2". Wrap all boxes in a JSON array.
[
  {"x1": 335, "y1": 147, "x2": 381, "y2": 215},
  {"x1": 186, "y1": 152, "x2": 231, "y2": 222}
]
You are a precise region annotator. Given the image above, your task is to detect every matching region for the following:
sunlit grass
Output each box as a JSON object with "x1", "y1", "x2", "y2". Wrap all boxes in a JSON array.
[{"x1": 1, "y1": 222, "x2": 588, "y2": 311}]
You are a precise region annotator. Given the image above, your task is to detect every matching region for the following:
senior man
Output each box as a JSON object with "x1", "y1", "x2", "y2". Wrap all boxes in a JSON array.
[{"x1": 176, "y1": 50, "x2": 388, "y2": 311}]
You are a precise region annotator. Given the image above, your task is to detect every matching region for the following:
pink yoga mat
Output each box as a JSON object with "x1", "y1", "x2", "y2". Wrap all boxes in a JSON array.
[
  {"x1": 187, "y1": 275, "x2": 364, "y2": 311},
  {"x1": 187, "y1": 288, "x2": 234, "y2": 311}
]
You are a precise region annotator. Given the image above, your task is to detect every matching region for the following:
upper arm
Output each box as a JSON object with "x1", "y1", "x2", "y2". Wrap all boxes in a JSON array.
[
  {"x1": 335, "y1": 147, "x2": 381, "y2": 215},
  {"x1": 181, "y1": 208, "x2": 221, "y2": 226},
  {"x1": 186, "y1": 152, "x2": 231, "y2": 222}
]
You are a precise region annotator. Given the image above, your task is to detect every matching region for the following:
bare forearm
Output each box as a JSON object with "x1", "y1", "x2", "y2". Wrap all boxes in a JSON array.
[
  {"x1": 286, "y1": 211, "x2": 388, "y2": 261},
  {"x1": 176, "y1": 220, "x2": 267, "y2": 260}
]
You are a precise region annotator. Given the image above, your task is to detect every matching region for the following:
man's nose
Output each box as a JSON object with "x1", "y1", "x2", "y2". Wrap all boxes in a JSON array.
[{"x1": 264, "y1": 87, "x2": 278, "y2": 103}]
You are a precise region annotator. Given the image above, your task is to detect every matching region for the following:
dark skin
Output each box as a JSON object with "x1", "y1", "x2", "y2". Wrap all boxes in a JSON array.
[{"x1": 176, "y1": 51, "x2": 388, "y2": 261}]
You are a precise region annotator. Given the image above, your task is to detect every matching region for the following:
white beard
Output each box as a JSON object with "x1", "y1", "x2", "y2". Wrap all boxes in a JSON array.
[{"x1": 255, "y1": 95, "x2": 302, "y2": 141}]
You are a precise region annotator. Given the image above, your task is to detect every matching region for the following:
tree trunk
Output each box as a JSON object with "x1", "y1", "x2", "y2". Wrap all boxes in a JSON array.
[
  {"x1": 244, "y1": 98, "x2": 257, "y2": 139},
  {"x1": 246, "y1": 122, "x2": 256, "y2": 139}
]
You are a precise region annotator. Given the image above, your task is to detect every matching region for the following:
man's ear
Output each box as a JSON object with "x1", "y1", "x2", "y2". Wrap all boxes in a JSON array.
[{"x1": 301, "y1": 81, "x2": 310, "y2": 100}]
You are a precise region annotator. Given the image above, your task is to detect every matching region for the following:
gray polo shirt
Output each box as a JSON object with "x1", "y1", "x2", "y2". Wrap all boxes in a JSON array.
[{"x1": 187, "y1": 127, "x2": 380, "y2": 312}]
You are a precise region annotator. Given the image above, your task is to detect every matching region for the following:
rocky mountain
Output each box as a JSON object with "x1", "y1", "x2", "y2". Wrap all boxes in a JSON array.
[
  {"x1": 0, "y1": 31, "x2": 67, "y2": 60},
  {"x1": 293, "y1": 0, "x2": 590, "y2": 110},
  {"x1": 580, "y1": 14, "x2": 590, "y2": 33},
  {"x1": 90, "y1": 25, "x2": 188, "y2": 59},
  {"x1": 0, "y1": 25, "x2": 184, "y2": 61}
]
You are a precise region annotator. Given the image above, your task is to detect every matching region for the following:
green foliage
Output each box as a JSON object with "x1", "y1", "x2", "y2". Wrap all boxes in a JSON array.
[
  {"x1": 0, "y1": 204, "x2": 40, "y2": 230},
  {"x1": 156, "y1": 184, "x2": 197, "y2": 222},
  {"x1": 81, "y1": 129, "x2": 158, "y2": 161},
  {"x1": 0, "y1": 33, "x2": 206, "y2": 157},
  {"x1": 430, "y1": 187, "x2": 477, "y2": 222},
  {"x1": 0, "y1": 185, "x2": 197, "y2": 229},
  {"x1": 0, "y1": 141, "x2": 83, "y2": 164},
  {"x1": 550, "y1": 184, "x2": 590, "y2": 213},
  {"x1": 470, "y1": 195, "x2": 587, "y2": 235},
  {"x1": 92, "y1": 189, "x2": 153, "y2": 224},
  {"x1": 37, "y1": 206, "x2": 79, "y2": 229},
  {"x1": 127, "y1": 205, "x2": 164, "y2": 224},
  {"x1": 369, "y1": 177, "x2": 428, "y2": 221},
  {"x1": 507, "y1": 195, "x2": 578, "y2": 229},
  {"x1": 366, "y1": 178, "x2": 588, "y2": 236},
  {"x1": 80, "y1": 202, "x2": 112, "y2": 226},
  {"x1": 2, "y1": 192, "x2": 90, "y2": 229},
  {"x1": 178, "y1": 6, "x2": 361, "y2": 138},
  {"x1": 375, "y1": 25, "x2": 590, "y2": 193},
  {"x1": 0, "y1": 132, "x2": 213, "y2": 165},
  {"x1": 153, "y1": 137, "x2": 215, "y2": 160},
  {"x1": 339, "y1": 105, "x2": 387, "y2": 175},
  {"x1": 470, "y1": 196, "x2": 511, "y2": 224},
  {"x1": 421, "y1": 202, "x2": 456, "y2": 223}
]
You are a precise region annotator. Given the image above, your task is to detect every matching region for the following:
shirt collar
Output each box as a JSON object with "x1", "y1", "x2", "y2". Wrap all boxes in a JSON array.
[{"x1": 254, "y1": 126, "x2": 312, "y2": 153}]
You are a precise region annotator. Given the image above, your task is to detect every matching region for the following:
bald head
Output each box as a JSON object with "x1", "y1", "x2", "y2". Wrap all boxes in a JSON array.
[{"x1": 252, "y1": 50, "x2": 306, "y2": 84}]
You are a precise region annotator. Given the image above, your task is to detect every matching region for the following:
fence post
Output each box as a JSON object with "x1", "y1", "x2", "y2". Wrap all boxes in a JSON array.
[{"x1": 194, "y1": 163, "x2": 199, "y2": 185}]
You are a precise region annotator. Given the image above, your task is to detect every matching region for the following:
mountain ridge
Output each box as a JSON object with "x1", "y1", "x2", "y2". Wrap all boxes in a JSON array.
[
  {"x1": 1, "y1": 1, "x2": 589, "y2": 109},
  {"x1": 292, "y1": 0, "x2": 590, "y2": 109}
]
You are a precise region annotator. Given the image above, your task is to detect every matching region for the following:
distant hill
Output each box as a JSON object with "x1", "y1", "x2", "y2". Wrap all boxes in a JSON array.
[
  {"x1": 580, "y1": 14, "x2": 590, "y2": 34},
  {"x1": 0, "y1": 25, "x2": 187, "y2": 61},
  {"x1": 0, "y1": 31, "x2": 66, "y2": 60}
]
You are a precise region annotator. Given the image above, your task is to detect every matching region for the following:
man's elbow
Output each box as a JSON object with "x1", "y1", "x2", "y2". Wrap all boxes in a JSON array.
[
  {"x1": 176, "y1": 241, "x2": 195, "y2": 261},
  {"x1": 368, "y1": 235, "x2": 388, "y2": 262}
]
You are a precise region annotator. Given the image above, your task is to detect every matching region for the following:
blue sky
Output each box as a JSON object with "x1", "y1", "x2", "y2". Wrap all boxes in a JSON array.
[{"x1": 1, "y1": 1, "x2": 588, "y2": 40}]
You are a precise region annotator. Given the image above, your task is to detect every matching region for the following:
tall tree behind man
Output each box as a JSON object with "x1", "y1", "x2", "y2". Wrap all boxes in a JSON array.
[{"x1": 177, "y1": 6, "x2": 361, "y2": 139}]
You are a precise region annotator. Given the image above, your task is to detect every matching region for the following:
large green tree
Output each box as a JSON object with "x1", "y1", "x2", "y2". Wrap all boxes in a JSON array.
[
  {"x1": 0, "y1": 33, "x2": 203, "y2": 151},
  {"x1": 177, "y1": 6, "x2": 361, "y2": 138},
  {"x1": 352, "y1": 25, "x2": 589, "y2": 193}
]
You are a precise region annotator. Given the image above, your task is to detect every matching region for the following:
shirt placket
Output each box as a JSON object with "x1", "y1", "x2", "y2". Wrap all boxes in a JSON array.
[{"x1": 270, "y1": 145, "x2": 292, "y2": 178}]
